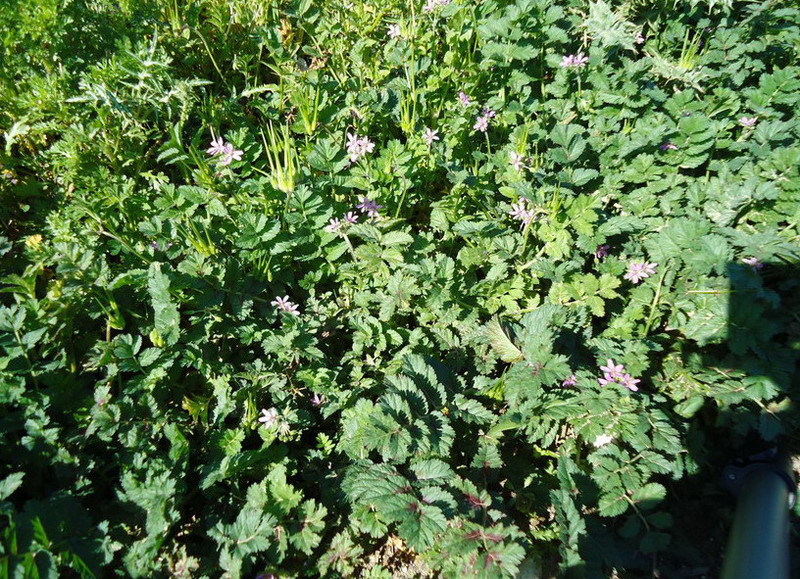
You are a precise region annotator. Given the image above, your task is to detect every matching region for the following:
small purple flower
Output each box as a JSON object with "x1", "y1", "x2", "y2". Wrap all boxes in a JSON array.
[
  {"x1": 560, "y1": 52, "x2": 589, "y2": 68},
  {"x1": 635, "y1": 32, "x2": 645, "y2": 45},
  {"x1": 356, "y1": 196, "x2": 383, "y2": 217},
  {"x1": 597, "y1": 359, "x2": 641, "y2": 392},
  {"x1": 458, "y1": 91, "x2": 472, "y2": 107},
  {"x1": 624, "y1": 261, "x2": 658, "y2": 284},
  {"x1": 660, "y1": 142, "x2": 678, "y2": 151},
  {"x1": 619, "y1": 374, "x2": 640, "y2": 392},
  {"x1": 742, "y1": 256, "x2": 763, "y2": 271},
  {"x1": 739, "y1": 116, "x2": 757, "y2": 128},
  {"x1": 597, "y1": 373, "x2": 616, "y2": 387},
  {"x1": 310, "y1": 393, "x2": 324, "y2": 407},
  {"x1": 343, "y1": 211, "x2": 359, "y2": 224},
  {"x1": 325, "y1": 218, "x2": 342, "y2": 233},
  {"x1": 473, "y1": 115, "x2": 490, "y2": 133},
  {"x1": 600, "y1": 359, "x2": 625, "y2": 378},
  {"x1": 424, "y1": 0, "x2": 450, "y2": 12},
  {"x1": 206, "y1": 136, "x2": 226, "y2": 156},
  {"x1": 151, "y1": 241, "x2": 160, "y2": 250},
  {"x1": 508, "y1": 197, "x2": 536, "y2": 228},
  {"x1": 258, "y1": 408, "x2": 279, "y2": 428},
  {"x1": 509, "y1": 151, "x2": 524, "y2": 171},
  {"x1": 562, "y1": 374, "x2": 577, "y2": 387},
  {"x1": 219, "y1": 142, "x2": 244, "y2": 166},
  {"x1": 346, "y1": 133, "x2": 375, "y2": 163},
  {"x1": 271, "y1": 295, "x2": 300, "y2": 316},
  {"x1": 595, "y1": 244, "x2": 610, "y2": 260},
  {"x1": 387, "y1": 24, "x2": 401, "y2": 39},
  {"x1": 423, "y1": 127, "x2": 440, "y2": 146}
]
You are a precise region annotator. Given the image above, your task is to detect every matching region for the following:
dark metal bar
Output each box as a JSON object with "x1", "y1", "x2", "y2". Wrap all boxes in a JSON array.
[{"x1": 720, "y1": 467, "x2": 793, "y2": 579}]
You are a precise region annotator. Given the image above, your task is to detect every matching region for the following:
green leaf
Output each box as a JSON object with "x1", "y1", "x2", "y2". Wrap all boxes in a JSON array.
[
  {"x1": 147, "y1": 262, "x2": 180, "y2": 346},
  {"x1": 487, "y1": 317, "x2": 524, "y2": 362},
  {"x1": 0, "y1": 472, "x2": 25, "y2": 501},
  {"x1": 631, "y1": 483, "x2": 666, "y2": 510}
]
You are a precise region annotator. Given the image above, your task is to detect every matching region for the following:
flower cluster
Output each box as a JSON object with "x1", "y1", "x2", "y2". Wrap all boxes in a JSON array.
[
  {"x1": 325, "y1": 212, "x2": 358, "y2": 233},
  {"x1": 508, "y1": 197, "x2": 537, "y2": 229},
  {"x1": 473, "y1": 107, "x2": 496, "y2": 133},
  {"x1": 271, "y1": 295, "x2": 300, "y2": 316},
  {"x1": 423, "y1": 0, "x2": 450, "y2": 12},
  {"x1": 356, "y1": 195, "x2": 383, "y2": 217},
  {"x1": 624, "y1": 261, "x2": 657, "y2": 283},
  {"x1": 326, "y1": 196, "x2": 383, "y2": 233},
  {"x1": 560, "y1": 52, "x2": 589, "y2": 68},
  {"x1": 597, "y1": 359, "x2": 640, "y2": 392},
  {"x1": 206, "y1": 135, "x2": 243, "y2": 166},
  {"x1": 346, "y1": 132, "x2": 375, "y2": 163}
]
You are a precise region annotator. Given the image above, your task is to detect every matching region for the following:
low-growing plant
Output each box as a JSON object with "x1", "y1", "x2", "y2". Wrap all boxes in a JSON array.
[{"x1": 1, "y1": 0, "x2": 799, "y2": 577}]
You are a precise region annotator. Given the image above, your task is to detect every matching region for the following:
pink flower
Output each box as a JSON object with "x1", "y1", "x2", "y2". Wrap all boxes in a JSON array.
[
  {"x1": 325, "y1": 218, "x2": 342, "y2": 233},
  {"x1": 509, "y1": 151, "x2": 524, "y2": 171},
  {"x1": 346, "y1": 133, "x2": 375, "y2": 163},
  {"x1": 458, "y1": 91, "x2": 471, "y2": 107},
  {"x1": 271, "y1": 295, "x2": 300, "y2": 316},
  {"x1": 258, "y1": 407, "x2": 279, "y2": 427},
  {"x1": 597, "y1": 359, "x2": 641, "y2": 392},
  {"x1": 219, "y1": 142, "x2": 243, "y2": 166},
  {"x1": 660, "y1": 142, "x2": 678, "y2": 151},
  {"x1": 424, "y1": 0, "x2": 450, "y2": 12},
  {"x1": 423, "y1": 127, "x2": 439, "y2": 146},
  {"x1": 600, "y1": 359, "x2": 625, "y2": 377},
  {"x1": 595, "y1": 244, "x2": 610, "y2": 260},
  {"x1": 508, "y1": 197, "x2": 536, "y2": 228},
  {"x1": 635, "y1": 32, "x2": 645, "y2": 45},
  {"x1": 356, "y1": 196, "x2": 383, "y2": 217},
  {"x1": 560, "y1": 52, "x2": 589, "y2": 68},
  {"x1": 562, "y1": 374, "x2": 577, "y2": 387},
  {"x1": 624, "y1": 261, "x2": 658, "y2": 284},
  {"x1": 619, "y1": 374, "x2": 640, "y2": 392},
  {"x1": 343, "y1": 211, "x2": 359, "y2": 224},
  {"x1": 597, "y1": 373, "x2": 616, "y2": 387},
  {"x1": 310, "y1": 393, "x2": 325, "y2": 407},
  {"x1": 206, "y1": 136, "x2": 226, "y2": 156},
  {"x1": 739, "y1": 116, "x2": 757, "y2": 128},
  {"x1": 742, "y1": 256, "x2": 763, "y2": 271},
  {"x1": 473, "y1": 115, "x2": 489, "y2": 133},
  {"x1": 387, "y1": 24, "x2": 401, "y2": 39}
]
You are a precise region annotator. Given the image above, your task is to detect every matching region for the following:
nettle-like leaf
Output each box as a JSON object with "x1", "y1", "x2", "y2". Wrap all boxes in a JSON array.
[
  {"x1": 147, "y1": 262, "x2": 180, "y2": 346},
  {"x1": 581, "y1": 0, "x2": 639, "y2": 51},
  {"x1": 486, "y1": 316, "x2": 524, "y2": 363}
]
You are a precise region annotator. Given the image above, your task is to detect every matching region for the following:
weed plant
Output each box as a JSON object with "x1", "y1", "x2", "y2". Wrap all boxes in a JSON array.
[{"x1": 1, "y1": 0, "x2": 799, "y2": 577}]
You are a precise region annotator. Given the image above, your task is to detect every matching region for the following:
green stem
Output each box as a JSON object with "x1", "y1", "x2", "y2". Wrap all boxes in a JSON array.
[{"x1": 642, "y1": 267, "x2": 668, "y2": 336}]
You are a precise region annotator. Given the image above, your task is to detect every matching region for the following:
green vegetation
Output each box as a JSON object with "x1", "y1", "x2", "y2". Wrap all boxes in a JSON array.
[{"x1": 1, "y1": 0, "x2": 799, "y2": 576}]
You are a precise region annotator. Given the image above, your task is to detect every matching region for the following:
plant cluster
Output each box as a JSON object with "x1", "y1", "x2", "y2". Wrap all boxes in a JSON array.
[{"x1": 1, "y1": 0, "x2": 799, "y2": 577}]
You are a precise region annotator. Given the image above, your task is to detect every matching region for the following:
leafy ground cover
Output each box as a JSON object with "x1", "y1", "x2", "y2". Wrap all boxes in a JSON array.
[{"x1": 1, "y1": 0, "x2": 799, "y2": 576}]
